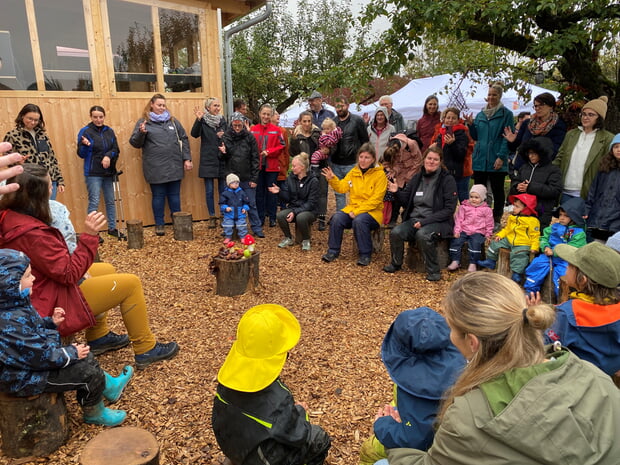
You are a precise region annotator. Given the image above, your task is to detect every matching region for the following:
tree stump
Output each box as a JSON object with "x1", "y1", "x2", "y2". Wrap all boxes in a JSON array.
[
  {"x1": 212, "y1": 252, "x2": 260, "y2": 297},
  {"x1": 405, "y1": 239, "x2": 450, "y2": 272},
  {"x1": 80, "y1": 426, "x2": 159, "y2": 465},
  {"x1": 496, "y1": 248, "x2": 534, "y2": 282},
  {"x1": 126, "y1": 220, "x2": 144, "y2": 249},
  {"x1": 0, "y1": 392, "x2": 69, "y2": 458},
  {"x1": 173, "y1": 212, "x2": 193, "y2": 241},
  {"x1": 352, "y1": 228, "x2": 385, "y2": 255}
]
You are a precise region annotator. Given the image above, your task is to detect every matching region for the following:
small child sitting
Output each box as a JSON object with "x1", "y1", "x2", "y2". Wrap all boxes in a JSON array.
[
  {"x1": 477, "y1": 193, "x2": 540, "y2": 283},
  {"x1": 447, "y1": 184, "x2": 494, "y2": 272},
  {"x1": 212, "y1": 304, "x2": 331, "y2": 465},
  {"x1": 524, "y1": 197, "x2": 587, "y2": 296},
  {"x1": 311, "y1": 118, "x2": 342, "y2": 168},
  {"x1": 219, "y1": 173, "x2": 250, "y2": 239},
  {"x1": 0, "y1": 249, "x2": 132, "y2": 427},
  {"x1": 359, "y1": 307, "x2": 465, "y2": 465}
]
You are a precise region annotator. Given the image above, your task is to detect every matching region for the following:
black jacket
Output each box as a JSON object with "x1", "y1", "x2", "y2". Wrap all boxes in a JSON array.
[
  {"x1": 191, "y1": 117, "x2": 227, "y2": 178},
  {"x1": 585, "y1": 169, "x2": 620, "y2": 232},
  {"x1": 509, "y1": 136, "x2": 562, "y2": 228},
  {"x1": 212, "y1": 380, "x2": 331, "y2": 465},
  {"x1": 278, "y1": 171, "x2": 319, "y2": 216},
  {"x1": 290, "y1": 129, "x2": 322, "y2": 166},
  {"x1": 331, "y1": 113, "x2": 369, "y2": 165},
  {"x1": 396, "y1": 168, "x2": 458, "y2": 238},
  {"x1": 221, "y1": 127, "x2": 260, "y2": 184}
]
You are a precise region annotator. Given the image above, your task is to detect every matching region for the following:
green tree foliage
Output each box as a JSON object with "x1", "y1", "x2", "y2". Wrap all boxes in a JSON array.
[
  {"x1": 230, "y1": 0, "x2": 364, "y2": 119},
  {"x1": 358, "y1": 0, "x2": 620, "y2": 130}
]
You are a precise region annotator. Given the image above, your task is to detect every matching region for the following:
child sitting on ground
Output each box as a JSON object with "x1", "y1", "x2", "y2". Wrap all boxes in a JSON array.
[
  {"x1": 311, "y1": 118, "x2": 342, "y2": 168},
  {"x1": 538, "y1": 242, "x2": 620, "y2": 377},
  {"x1": 219, "y1": 173, "x2": 250, "y2": 240},
  {"x1": 359, "y1": 307, "x2": 465, "y2": 465},
  {"x1": 0, "y1": 249, "x2": 132, "y2": 426},
  {"x1": 212, "y1": 304, "x2": 331, "y2": 465},
  {"x1": 447, "y1": 184, "x2": 494, "y2": 272},
  {"x1": 477, "y1": 193, "x2": 540, "y2": 283},
  {"x1": 524, "y1": 197, "x2": 587, "y2": 297}
]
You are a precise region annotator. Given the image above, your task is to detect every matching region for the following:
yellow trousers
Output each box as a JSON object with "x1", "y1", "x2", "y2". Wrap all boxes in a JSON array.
[{"x1": 79, "y1": 262, "x2": 156, "y2": 355}]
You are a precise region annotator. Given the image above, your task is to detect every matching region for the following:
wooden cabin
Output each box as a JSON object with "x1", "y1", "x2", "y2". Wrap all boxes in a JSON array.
[{"x1": 0, "y1": 0, "x2": 265, "y2": 231}]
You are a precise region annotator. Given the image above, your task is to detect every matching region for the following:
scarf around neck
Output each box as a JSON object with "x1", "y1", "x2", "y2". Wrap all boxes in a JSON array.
[
  {"x1": 483, "y1": 102, "x2": 504, "y2": 119},
  {"x1": 203, "y1": 112, "x2": 223, "y2": 129},
  {"x1": 528, "y1": 112, "x2": 559, "y2": 136},
  {"x1": 149, "y1": 110, "x2": 171, "y2": 122}
]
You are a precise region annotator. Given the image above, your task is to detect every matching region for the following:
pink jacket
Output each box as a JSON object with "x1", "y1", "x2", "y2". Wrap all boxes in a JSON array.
[{"x1": 453, "y1": 200, "x2": 494, "y2": 237}]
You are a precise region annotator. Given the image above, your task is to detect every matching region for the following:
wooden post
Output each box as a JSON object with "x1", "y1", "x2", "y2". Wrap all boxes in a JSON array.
[
  {"x1": 173, "y1": 212, "x2": 193, "y2": 241},
  {"x1": 126, "y1": 220, "x2": 144, "y2": 249},
  {"x1": 80, "y1": 426, "x2": 159, "y2": 465},
  {"x1": 0, "y1": 392, "x2": 69, "y2": 458},
  {"x1": 558, "y1": 276, "x2": 570, "y2": 303},
  {"x1": 213, "y1": 252, "x2": 260, "y2": 297}
]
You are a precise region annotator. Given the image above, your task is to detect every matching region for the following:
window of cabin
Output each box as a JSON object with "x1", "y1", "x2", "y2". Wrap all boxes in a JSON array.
[{"x1": 0, "y1": 0, "x2": 36, "y2": 90}]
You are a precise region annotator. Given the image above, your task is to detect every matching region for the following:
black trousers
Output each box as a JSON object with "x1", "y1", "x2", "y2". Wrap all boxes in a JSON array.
[{"x1": 44, "y1": 353, "x2": 105, "y2": 407}]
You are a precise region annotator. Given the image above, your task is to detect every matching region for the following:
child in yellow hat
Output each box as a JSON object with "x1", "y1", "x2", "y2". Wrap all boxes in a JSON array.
[{"x1": 212, "y1": 304, "x2": 331, "y2": 465}]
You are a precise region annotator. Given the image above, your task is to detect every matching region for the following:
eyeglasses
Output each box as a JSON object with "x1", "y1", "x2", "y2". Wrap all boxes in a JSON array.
[
  {"x1": 24, "y1": 116, "x2": 40, "y2": 123},
  {"x1": 581, "y1": 112, "x2": 598, "y2": 118}
]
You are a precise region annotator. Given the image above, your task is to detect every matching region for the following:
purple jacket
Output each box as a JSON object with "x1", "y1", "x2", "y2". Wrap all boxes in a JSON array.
[{"x1": 453, "y1": 200, "x2": 494, "y2": 237}]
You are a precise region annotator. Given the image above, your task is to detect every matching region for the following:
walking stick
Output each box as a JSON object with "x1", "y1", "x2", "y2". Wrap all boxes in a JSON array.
[{"x1": 112, "y1": 171, "x2": 127, "y2": 239}]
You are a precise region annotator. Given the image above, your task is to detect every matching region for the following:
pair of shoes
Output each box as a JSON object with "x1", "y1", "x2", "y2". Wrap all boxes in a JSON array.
[
  {"x1": 321, "y1": 252, "x2": 338, "y2": 263},
  {"x1": 511, "y1": 272, "x2": 523, "y2": 283},
  {"x1": 83, "y1": 401, "x2": 126, "y2": 427},
  {"x1": 102, "y1": 365, "x2": 134, "y2": 403},
  {"x1": 269, "y1": 218, "x2": 276, "y2": 227},
  {"x1": 301, "y1": 240, "x2": 311, "y2": 251},
  {"x1": 357, "y1": 255, "x2": 371, "y2": 266},
  {"x1": 135, "y1": 341, "x2": 180, "y2": 370},
  {"x1": 88, "y1": 331, "x2": 130, "y2": 356},
  {"x1": 467, "y1": 263, "x2": 477, "y2": 272},
  {"x1": 155, "y1": 225, "x2": 165, "y2": 236},
  {"x1": 278, "y1": 237, "x2": 294, "y2": 248},
  {"x1": 108, "y1": 228, "x2": 127, "y2": 240},
  {"x1": 447, "y1": 260, "x2": 460, "y2": 271},
  {"x1": 383, "y1": 263, "x2": 401, "y2": 273},
  {"x1": 426, "y1": 273, "x2": 441, "y2": 282},
  {"x1": 476, "y1": 259, "x2": 496, "y2": 270}
]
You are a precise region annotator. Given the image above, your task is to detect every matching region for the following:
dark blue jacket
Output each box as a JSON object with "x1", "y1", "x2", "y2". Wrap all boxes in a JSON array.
[
  {"x1": 585, "y1": 169, "x2": 620, "y2": 233},
  {"x1": 219, "y1": 187, "x2": 250, "y2": 221},
  {"x1": 76, "y1": 123, "x2": 119, "y2": 177},
  {"x1": 0, "y1": 249, "x2": 78, "y2": 396}
]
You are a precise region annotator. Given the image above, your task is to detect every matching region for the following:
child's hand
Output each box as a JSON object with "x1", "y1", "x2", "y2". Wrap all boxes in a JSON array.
[
  {"x1": 73, "y1": 343, "x2": 90, "y2": 359},
  {"x1": 295, "y1": 401, "x2": 309, "y2": 411},
  {"x1": 241, "y1": 209, "x2": 246, "y2": 214},
  {"x1": 525, "y1": 291, "x2": 542, "y2": 306},
  {"x1": 544, "y1": 247, "x2": 553, "y2": 256},
  {"x1": 225, "y1": 207, "x2": 231, "y2": 212},
  {"x1": 493, "y1": 235, "x2": 500, "y2": 242},
  {"x1": 52, "y1": 307, "x2": 65, "y2": 326}
]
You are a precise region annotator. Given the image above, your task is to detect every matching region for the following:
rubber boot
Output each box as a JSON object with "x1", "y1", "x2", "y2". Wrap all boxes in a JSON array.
[
  {"x1": 476, "y1": 258, "x2": 496, "y2": 270},
  {"x1": 318, "y1": 215, "x2": 326, "y2": 231},
  {"x1": 102, "y1": 365, "x2": 134, "y2": 403},
  {"x1": 83, "y1": 401, "x2": 127, "y2": 427}
]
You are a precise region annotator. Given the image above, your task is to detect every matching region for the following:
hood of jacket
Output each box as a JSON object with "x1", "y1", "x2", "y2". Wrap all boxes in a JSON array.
[
  {"x1": 0, "y1": 248, "x2": 30, "y2": 306},
  {"x1": 372, "y1": 106, "x2": 390, "y2": 128},
  {"x1": 558, "y1": 197, "x2": 586, "y2": 228},
  {"x1": 518, "y1": 136, "x2": 553, "y2": 165},
  {"x1": 509, "y1": 193, "x2": 538, "y2": 216}
]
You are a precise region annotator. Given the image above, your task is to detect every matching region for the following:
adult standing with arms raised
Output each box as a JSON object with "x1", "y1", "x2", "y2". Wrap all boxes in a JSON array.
[
  {"x1": 465, "y1": 83, "x2": 515, "y2": 225},
  {"x1": 4, "y1": 104, "x2": 65, "y2": 199},
  {"x1": 330, "y1": 95, "x2": 370, "y2": 211},
  {"x1": 77, "y1": 106, "x2": 124, "y2": 240},
  {"x1": 307, "y1": 90, "x2": 335, "y2": 128},
  {"x1": 129, "y1": 94, "x2": 192, "y2": 236},
  {"x1": 191, "y1": 97, "x2": 227, "y2": 229},
  {"x1": 416, "y1": 96, "x2": 441, "y2": 151}
]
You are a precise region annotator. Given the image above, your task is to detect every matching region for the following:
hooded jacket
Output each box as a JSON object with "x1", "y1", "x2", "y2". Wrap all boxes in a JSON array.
[
  {"x1": 539, "y1": 197, "x2": 587, "y2": 251},
  {"x1": 368, "y1": 107, "x2": 396, "y2": 159},
  {"x1": 76, "y1": 123, "x2": 119, "y2": 177},
  {"x1": 191, "y1": 115, "x2": 227, "y2": 178},
  {"x1": 219, "y1": 186, "x2": 250, "y2": 221},
  {"x1": 221, "y1": 127, "x2": 260, "y2": 184},
  {"x1": 328, "y1": 165, "x2": 387, "y2": 225},
  {"x1": 278, "y1": 170, "x2": 319, "y2": 216},
  {"x1": 585, "y1": 140, "x2": 620, "y2": 232},
  {"x1": 388, "y1": 134, "x2": 423, "y2": 188},
  {"x1": 509, "y1": 136, "x2": 563, "y2": 228},
  {"x1": 453, "y1": 200, "x2": 494, "y2": 237},
  {"x1": 0, "y1": 249, "x2": 79, "y2": 396}
]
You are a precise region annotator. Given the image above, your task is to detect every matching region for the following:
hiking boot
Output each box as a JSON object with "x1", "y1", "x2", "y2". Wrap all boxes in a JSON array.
[
  {"x1": 135, "y1": 342, "x2": 179, "y2": 370},
  {"x1": 108, "y1": 228, "x2": 127, "y2": 240},
  {"x1": 321, "y1": 252, "x2": 338, "y2": 263},
  {"x1": 476, "y1": 259, "x2": 496, "y2": 270},
  {"x1": 278, "y1": 237, "x2": 294, "y2": 248},
  {"x1": 426, "y1": 273, "x2": 442, "y2": 282},
  {"x1": 357, "y1": 255, "x2": 371, "y2": 266},
  {"x1": 83, "y1": 401, "x2": 126, "y2": 427},
  {"x1": 447, "y1": 260, "x2": 460, "y2": 271},
  {"x1": 102, "y1": 366, "x2": 134, "y2": 403},
  {"x1": 301, "y1": 240, "x2": 311, "y2": 251},
  {"x1": 383, "y1": 263, "x2": 401, "y2": 273},
  {"x1": 88, "y1": 331, "x2": 130, "y2": 356},
  {"x1": 269, "y1": 218, "x2": 277, "y2": 227},
  {"x1": 155, "y1": 225, "x2": 165, "y2": 236}
]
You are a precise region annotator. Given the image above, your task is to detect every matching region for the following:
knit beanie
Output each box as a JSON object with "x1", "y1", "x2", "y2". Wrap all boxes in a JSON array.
[
  {"x1": 609, "y1": 133, "x2": 620, "y2": 151},
  {"x1": 582, "y1": 96, "x2": 608, "y2": 120},
  {"x1": 469, "y1": 184, "x2": 487, "y2": 201},
  {"x1": 226, "y1": 173, "x2": 240, "y2": 185},
  {"x1": 230, "y1": 112, "x2": 245, "y2": 122}
]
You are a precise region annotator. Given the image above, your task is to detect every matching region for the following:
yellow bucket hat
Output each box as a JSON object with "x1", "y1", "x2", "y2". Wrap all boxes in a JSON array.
[{"x1": 217, "y1": 304, "x2": 301, "y2": 392}]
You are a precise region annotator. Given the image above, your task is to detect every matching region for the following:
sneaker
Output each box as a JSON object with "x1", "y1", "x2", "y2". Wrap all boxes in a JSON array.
[
  {"x1": 155, "y1": 225, "x2": 165, "y2": 236},
  {"x1": 135, "y1": 342, "x2": 180, "y2": 370},
  {"x1": 88, "y1": 331, "x2": 130, "y2": 356},
  {"x1": 321, "y1": 252, "x2": 338, "y2": 263},
  {"x1": 426, "y1": 273, "x2": 442, "y2": 282},
  {"x1": 467, "y1": 263, "x2": 477, "y2": 272},
  {"x1": 383, "y1": 263, "x2": 401, "y2": 273},
  {"x1": 476, "y1": 259, "x2": 496, "y2": 270},
  {"x1": 108, "y1": 228, "x2": 127, "y2": 240},
  {"x1": 301, "y1": 240, "x2": 311, "y2": 251},
  {"x1": 278, "y1": 237, "x2": 294, "y2": 248},
  {"x1": 447, "y1": 260, "x2": 460, "y2": 271},
  {"x1": 357, "y1": 255, "x2": 371, "y2": 266}
]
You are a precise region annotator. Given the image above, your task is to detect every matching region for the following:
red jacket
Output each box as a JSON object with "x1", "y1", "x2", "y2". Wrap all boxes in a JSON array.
[
  {"x1": 250, "y1": 123, "x2": 284, "y2": 172},
  {"x1": 0, "y1": 209, "x2": 98, "y2": 336}
]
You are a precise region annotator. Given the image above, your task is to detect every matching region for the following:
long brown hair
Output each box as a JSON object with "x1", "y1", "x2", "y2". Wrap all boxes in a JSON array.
[
  {"x1": 142, "y1": 93, "x2": 173, "y2": 121},
  {"x1": 438, "y1": 273, "x2": 555, "y2": 421},
  {"x1": 0, "y1": 163, "x2": 52, "y2": 225},
  {"x1": 598, "y1": 149, "x2": 620, "y2": 173},
  {"x1": 15, "y1": 103, "x2": 45, "y2": 131}
]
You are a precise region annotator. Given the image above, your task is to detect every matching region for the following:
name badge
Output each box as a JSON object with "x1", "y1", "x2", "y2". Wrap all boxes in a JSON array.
[
  {"x1": 168, "y1": 126, "x2": 174, "y2": 130},
  {"x1": 416, "y1": 191, "x2": 423, "y2": 196}
]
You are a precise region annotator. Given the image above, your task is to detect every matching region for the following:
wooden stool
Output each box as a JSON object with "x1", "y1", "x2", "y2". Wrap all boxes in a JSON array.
[
  {"x1": 0, "y1": 391, "x2": 69, "y2": 458},
  {"x1": 495, "y1": 248, "x2": 534, "y2": 281},
  {"x1": 126, "y1": 220, "x2": 144, "y2": 249},
  {"x1": 405, "y1": 238, "x2": 450, "y2": 272},
  {"x1": 212, "y1": 252, "x2": 260, "y2": 296},
  {"x1": 173, "y1": 212, "x2": 193, "y2": 241},
  {"x1": 81, "y1": 426, "x2": 159, "y2": 465}
]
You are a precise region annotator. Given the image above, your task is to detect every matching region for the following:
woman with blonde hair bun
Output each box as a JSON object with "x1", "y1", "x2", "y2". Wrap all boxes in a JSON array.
[{"x1": 383, "y1": 272, "x2": 620, "y2": 465}]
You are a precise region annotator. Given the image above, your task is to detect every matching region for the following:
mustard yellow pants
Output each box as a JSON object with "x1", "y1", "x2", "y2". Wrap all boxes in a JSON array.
[{"x1": 79, "y1": 262, "x2": 156, "y2": 355}]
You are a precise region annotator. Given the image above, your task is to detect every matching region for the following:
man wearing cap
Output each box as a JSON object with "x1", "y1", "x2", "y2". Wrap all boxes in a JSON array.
[
  {"x1": 307, "y1": 91, "x2": 335, "y2": 129},
  {"x1": 212, "y1": 304, "x2": 331, "y2": 465}
]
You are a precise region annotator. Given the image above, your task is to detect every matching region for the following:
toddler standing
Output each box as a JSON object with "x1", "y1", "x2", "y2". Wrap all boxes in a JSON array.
[
  {"x1": 311, "y1": 118, "x2": 342, "y2": 168},
  {"x1": 447, "y1": 184, "x2": 494, "y2": 272},
  {"x1": 219, "y1": 173, "x2": 250, "y2": 239}
]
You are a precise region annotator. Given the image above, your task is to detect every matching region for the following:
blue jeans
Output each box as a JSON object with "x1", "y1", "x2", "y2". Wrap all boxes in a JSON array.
[
  {"x1": 330, "y1": 163, "x2": 356, "y2": 211},
  {"x1": 85, "y1": 176, "x2": 116, "y2": 231},
  {"x1": 221, "y1": 215, "x2": 248, "y2": 239},
  {"x1": 240, "y1": 181, "x2": 262, "y2": 235},
  {"x1": 449, "y1": 232, "x2": 485, "y2": 263},
  {"x1": 204, "y1": 177, "x2": 225, "y2": 217},
  {"x1": 256, "y1": 170, "x2": 278, "y2": 222},
  {"x1": 51, "y1": 181, "x2": 59, "y2": 200},
  {"x1": 150, "y1": 180, "x2": 181, "y2": 226},
  {"x1": 327, "y1": 211, "x2": 379, "y2": 257}
]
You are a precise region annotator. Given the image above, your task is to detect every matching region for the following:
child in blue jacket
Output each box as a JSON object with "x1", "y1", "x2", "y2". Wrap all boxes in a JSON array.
[
  {"x1": 359, "y1": 307, "x2": 465, "y2": 465},
  {"x1": 219, "y1": 173, "x2": 250, "y2": 239}
]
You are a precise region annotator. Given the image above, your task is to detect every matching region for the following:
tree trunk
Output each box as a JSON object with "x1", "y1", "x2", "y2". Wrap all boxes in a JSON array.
[
  {"x1": 213, "y1": 252, "x2": 260, "y2": 297},
  {"x1": 173, "y1": 212, "x2": 193, "y2": 241},
  {"x1": 127, "y1": 220, "x2": 144, "y2": 249}
]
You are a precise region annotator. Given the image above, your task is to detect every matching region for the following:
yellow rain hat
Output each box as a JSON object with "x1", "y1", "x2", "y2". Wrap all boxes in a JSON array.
[{"x1": 217, "y1": 304, "x2": 301, "y2": 392}]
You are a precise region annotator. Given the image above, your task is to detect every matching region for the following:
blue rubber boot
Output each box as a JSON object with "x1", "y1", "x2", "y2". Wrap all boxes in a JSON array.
[
  {"x1": 476, "y1": 259, "x2": 496, "y2": 270},
  {"x1": 83, "y1": 401, "x2": 126, "y2": 427},
  {"x1": 102, "y1": 365, "x2": 134, "y2": 403}
]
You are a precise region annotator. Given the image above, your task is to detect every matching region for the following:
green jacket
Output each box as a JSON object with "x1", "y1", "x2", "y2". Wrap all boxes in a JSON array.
[
  {"x1": 553, "y1": 128, "x2": 614, "y2": 198},
  {"x1": 387, "y1": 348, "x2": 620, "y2": 465}
]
